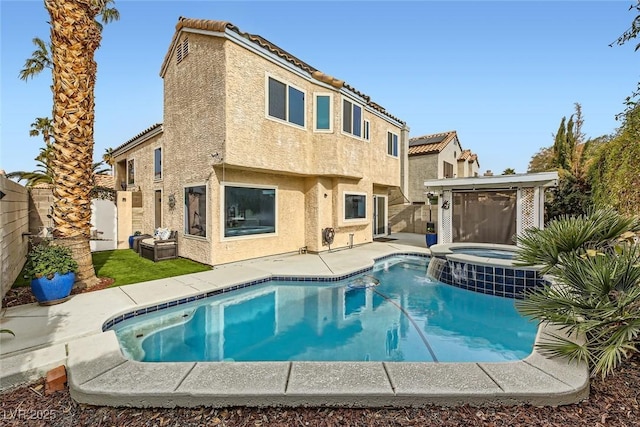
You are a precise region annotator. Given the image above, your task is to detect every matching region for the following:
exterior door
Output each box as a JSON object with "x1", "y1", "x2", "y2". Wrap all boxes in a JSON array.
[
  {"x1": 155, "y1": 190, "x2": 162, "y2": 228},
  {"x1": 373, "y1": 195, "x2": 387, "y2": 237}
]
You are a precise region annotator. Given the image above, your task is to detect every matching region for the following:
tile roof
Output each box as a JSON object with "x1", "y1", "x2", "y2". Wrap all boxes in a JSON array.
[
  {"x1": 161, "y1": 17, "x2": 404, "y2": 125},
  {"x1": 408, "y1": 131, "x2": 457, "y2": 156},
  {"x1": 94, "y1": 174, "x2": 115, "y2": 189},
  {"x1": 112, "y1": 123, "x2": 163, "y2": 155},
  {"x1": 458, "y1": 149, "x2": 477, "y2": 162}
]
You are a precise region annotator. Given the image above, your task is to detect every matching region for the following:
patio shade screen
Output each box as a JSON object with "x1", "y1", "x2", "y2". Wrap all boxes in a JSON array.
[{"x1": 452, "y1": 190, "x2": 517, "y2": 244}]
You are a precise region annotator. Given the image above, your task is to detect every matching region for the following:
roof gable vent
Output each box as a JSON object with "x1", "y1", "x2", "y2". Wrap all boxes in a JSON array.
[{"x1": 176, "y1": 38, "x2": 189, "y2": 64}]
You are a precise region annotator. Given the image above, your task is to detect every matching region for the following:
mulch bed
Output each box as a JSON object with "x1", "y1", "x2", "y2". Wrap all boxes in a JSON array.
[
  {"x1": 2, "y1": 277, "x2": 115, "y2": 308},
  {"x1": 1, "y1": 355, "x2": 639, "y2": 426},
  {"x1": 2, "y1": 281, "x2": 640, "y2": 426}
]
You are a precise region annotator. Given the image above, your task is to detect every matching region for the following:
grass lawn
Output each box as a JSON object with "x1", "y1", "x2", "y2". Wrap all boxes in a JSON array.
[{"x1": 12, "y1": 249, "x2": 211, "y2": 288}]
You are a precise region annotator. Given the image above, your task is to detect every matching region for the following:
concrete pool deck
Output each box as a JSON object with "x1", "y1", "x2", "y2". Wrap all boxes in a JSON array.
[{"x1": 0, "y1": 233, "x2": 589, "y2": 407}]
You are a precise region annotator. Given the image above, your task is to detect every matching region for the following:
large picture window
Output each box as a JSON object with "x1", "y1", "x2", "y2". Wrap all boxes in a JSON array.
[
  {"x1": 224, "y1": 185, "x2": 276, "y2": 238},
  {"x1": 267, "y1": 76, "x2": 305, "y2": 127},
  {"x1": 344, "y1": 193, "x2": 366, "y2": 220},
  {"x1": 184, "y1": 185, "x2": 206, "y2": 237},
  {"x1": 342, "y1": 98, "x2": 362, "y2": 137},
  {"x1": 154, "y1": 148, "x2": 162, "y2": 180}
]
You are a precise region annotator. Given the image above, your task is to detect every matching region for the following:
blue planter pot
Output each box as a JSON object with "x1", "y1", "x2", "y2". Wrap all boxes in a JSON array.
[
  {"x1": 31, "y1": 272, "x2": 75, "y2": 304},
  {"x1": 425, "y1": 233, "x2": 438, "y2": 248}
]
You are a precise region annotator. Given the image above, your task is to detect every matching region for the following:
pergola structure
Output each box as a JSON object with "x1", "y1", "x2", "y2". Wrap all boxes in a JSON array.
[{"x1": 423, "y1": 172, "x2": 559, "y2": 245}]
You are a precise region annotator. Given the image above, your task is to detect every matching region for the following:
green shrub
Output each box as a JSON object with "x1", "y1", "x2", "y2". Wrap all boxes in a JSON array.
[
  {"x1": 25, "y1": 242, "x2": 78, "y2": 280},
  {"x1": 515, "y1": 207, "x2": 640, "y2": 377}
]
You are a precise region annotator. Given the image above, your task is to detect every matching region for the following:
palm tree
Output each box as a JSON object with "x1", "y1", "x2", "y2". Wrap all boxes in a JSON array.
[
  {"x1": 19, "y1": 0, "x2": 119, "y2": 81},
  {"x1": 7, "y1": 145, "x2": 108, "y2": 189},
  {"x1": 29, "y1": 117, "x2": 54, "y2": 148},
  {"x1": 6, "y1": 149, "x2": 53, "y2": 188},
  {"x1": 19, "y1": 38, "x2": 52, "y2": 81},
  {"x1": 42, "y1": 0, "x2": 118, "y2": 288},
  {"x1": 102, "y1": 147, "x2": 114, "y2": 174}
]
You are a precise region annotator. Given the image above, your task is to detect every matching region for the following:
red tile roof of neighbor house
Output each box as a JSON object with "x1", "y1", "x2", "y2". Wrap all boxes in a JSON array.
[
  {"x1": 408, "y1": 131, "x2": 458, "y2": 156},
  {"x1": 161, "y1": 17, "x2": 404, "y2": 125},
  {"x1": 458, "y1": 149, "x2": 478, "y2": 163},
  {"x1": 94, "y1": 174, "x2": 115, "y2": 189}
]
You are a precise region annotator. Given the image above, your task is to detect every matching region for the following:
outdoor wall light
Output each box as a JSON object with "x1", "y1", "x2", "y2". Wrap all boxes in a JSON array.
[{"x1": 168, "y1": 194, "x2": 177, "y2": 210}]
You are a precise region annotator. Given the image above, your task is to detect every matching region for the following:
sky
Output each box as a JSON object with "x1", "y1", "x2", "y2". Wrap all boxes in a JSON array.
[{"x1": 1, "y1": 0, "x2": 638, "y2": 176}]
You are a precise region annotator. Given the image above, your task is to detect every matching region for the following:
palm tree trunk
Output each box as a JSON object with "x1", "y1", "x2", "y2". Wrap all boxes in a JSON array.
[{"x1": 45, "y1": 0, "x2": 104, "y2": 288}]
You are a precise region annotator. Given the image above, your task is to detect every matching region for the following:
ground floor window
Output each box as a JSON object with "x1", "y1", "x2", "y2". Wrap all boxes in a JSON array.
[
  {"x1": 224, "y1": 185, "x2": 276, "y2": 238},
  {"x1": 344, "y1": 193, "x2": 366, "y2": 220},
  {"x1": 185, "y1": 185, "x2": 206, "y2": 237}
]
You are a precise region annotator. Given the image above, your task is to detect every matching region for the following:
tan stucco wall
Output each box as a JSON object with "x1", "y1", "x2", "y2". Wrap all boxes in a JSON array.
[
  {"x1": 223, "y1": 41, "x2": 402, "y2": 187},
  {"x1": 115, "y1": 30, "x2": 406, "y2": 266},
  {"x1": 0, "y1": 176, "x2": 29, "y2": 302}
]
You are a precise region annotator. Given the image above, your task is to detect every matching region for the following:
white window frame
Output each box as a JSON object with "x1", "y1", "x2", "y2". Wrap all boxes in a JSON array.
[
  {"x1": 342, "y1": 191, "x2": 368, "y2": 223},
  {"x1": 387, "y1": 131, "x2": 399, "y2": 158},
  {"x1": 220, "y1": 182, "x2": 279, "y2": 241},
  {"x1": 313, "y1": 92, "x2": 333, "y2": 133},
  {"x1": 264, "y1": 73, "x2": 306, "y2": 129},
  {"x1": 183, "y1": 182, "x2": 208, "y2": 240},
  {"x1": 153, "y1": 146, "x2": 163, "y2": 181},
  {"x1": 341, "y1": 96, "x2": 364, "y2": 139}
]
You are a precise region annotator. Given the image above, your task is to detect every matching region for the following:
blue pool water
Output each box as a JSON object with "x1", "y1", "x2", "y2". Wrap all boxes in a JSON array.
[
  {"x1": 450, "y1": 248, "x2": 517, "y2": 260},
  {"x1": 112, "y1": 256, "x2": 537, "y2": 363}
]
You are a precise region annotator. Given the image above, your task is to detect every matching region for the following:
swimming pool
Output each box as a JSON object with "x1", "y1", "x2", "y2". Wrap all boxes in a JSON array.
[{"x1": 111, "y1": 255, "x2": 537, "y2": 363}]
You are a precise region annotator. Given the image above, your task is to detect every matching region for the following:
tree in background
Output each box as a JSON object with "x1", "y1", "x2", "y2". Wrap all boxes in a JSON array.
[
  {"x1": 585, "y1": 1, "x2": 640, "y2": 216},
  {"x1": 589, "y1": 104, "x2": 640, "y2": 216},
  {"x1": 543, "y1": 103, "x2": 594, "y2": 219},
  {"x1": 502, "y1": 168, "x2": 516, "y2": 175},
  {"x1": 527, "y1": 146, "x2": 555, "y2": 173}
]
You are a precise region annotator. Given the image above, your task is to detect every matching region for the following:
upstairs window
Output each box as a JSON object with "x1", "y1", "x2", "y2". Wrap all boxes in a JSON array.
[
  {"x1": 387, "y1": 132, "x2": 398, "y2": 157},
  {"x1": 268, "y1": 76, "x2": 305, "y2": 127},
  {"x1": 154, "y1": 148, "x2": 162, "y2": 180},
  {"x1": 363, "y1": 120, "x2": 370, "y2": 141},
  {"x1": 342, "y1": 98, "x2": 362, "y2": 137},
  {"x1": 314, "y1": 94, "x2": 332, "y2": 131},
  {"x1": 443, "y1": 161, "x2": 454, "y2": 178},
  {"x1": 127, "y1": 159, "x2": 135, "y2": 185}
]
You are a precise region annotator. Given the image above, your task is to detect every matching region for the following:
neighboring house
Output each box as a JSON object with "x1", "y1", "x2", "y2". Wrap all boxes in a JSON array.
[
  {"x1": 112, "y1": 18, "x2": 409, "y2": 266},
  {"x1": 389, "y1": 131, "x2": 480, "y2": 234},
  {"x1": 457, "y1": 149, "x2": 480, "y2": 179}
]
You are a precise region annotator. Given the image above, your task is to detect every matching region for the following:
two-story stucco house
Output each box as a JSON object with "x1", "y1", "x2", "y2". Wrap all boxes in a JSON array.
[
  {"x1": 388, "y1": 130, "x2": 479, "y2": 234},
  {"x1": 111, "y1": 18, "x2": 409, "y2": 266}
]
